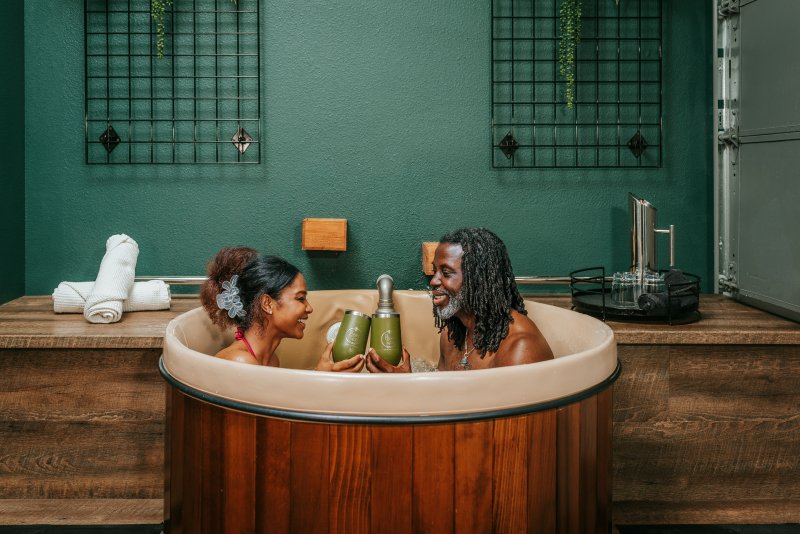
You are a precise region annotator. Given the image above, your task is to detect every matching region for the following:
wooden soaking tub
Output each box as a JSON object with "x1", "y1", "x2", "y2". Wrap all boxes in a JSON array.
[{"x1": 160, "y1": 290, "x2": 619, "y2": 533}]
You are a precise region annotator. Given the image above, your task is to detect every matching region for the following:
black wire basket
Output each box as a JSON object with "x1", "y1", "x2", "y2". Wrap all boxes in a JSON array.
[{"x1": 569, "y1": 267, "x2": 701, "y2": 324}]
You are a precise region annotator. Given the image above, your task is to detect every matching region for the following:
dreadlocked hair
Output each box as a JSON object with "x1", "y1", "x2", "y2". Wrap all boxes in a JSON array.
[
  {"x1": 434, "y1": 228, "x2": 526, "y2": 355},
  {"x1": 200, "y1": 246, "x2": 300, "y2": 332}
]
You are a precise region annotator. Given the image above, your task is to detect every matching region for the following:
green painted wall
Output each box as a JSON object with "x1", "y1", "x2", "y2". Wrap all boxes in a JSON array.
[
  {"x1": 23, "y1": 0, "x2": 713, "y2": 295},
  {"x1": 1, "y1": 0, "x2": 25, "y2": 304}
]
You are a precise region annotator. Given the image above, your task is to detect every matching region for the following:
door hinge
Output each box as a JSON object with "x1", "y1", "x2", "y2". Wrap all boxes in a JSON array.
[
  {"x1": 718, "y1": 0, "x2": 739, "y2": 18},
  {"x1": 718, "y1": 274, "x2": 739, "y2": 293},
  {"x1": 718, "y1": 128, "x2": 739, "y2": 147}
]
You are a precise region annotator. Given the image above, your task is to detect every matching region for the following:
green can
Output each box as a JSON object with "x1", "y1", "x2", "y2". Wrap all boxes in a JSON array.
[
  {"x1": 370, "y1": 312, "x2": 403, "y2": 366},
  {"x1": 332, "y1": 310, "x2": 371, "y2": 363}
]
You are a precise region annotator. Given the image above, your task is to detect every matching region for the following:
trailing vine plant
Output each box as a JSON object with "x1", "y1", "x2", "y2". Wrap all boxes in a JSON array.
[
  {"x1": 151, "y1": 0, "x2": 173, "y2": 59},
  {"x1": 152, "y1": 0, "x2": 239, "y2": 59},
  {"x1": 558, "y1": 0, "x2": 582, "y2": 110}
]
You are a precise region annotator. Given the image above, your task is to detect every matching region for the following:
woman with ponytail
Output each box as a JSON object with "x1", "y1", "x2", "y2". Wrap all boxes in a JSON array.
[{"x1": 200, "y1": 247, "x2": 364, "y2": 372}]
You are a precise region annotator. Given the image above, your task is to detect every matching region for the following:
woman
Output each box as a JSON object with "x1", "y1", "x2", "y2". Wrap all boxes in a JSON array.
[{"x1": 200, "y1": 246, "x2": 364, "y2": 372}]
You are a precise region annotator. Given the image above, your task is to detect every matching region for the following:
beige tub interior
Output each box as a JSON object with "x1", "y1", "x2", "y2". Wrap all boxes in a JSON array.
[{"x1": 162, "y1": 290, "x2": 617, "y2": 416}]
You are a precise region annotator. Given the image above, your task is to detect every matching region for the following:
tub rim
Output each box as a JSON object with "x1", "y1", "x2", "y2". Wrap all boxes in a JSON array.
[{"x1": 159, "y1": 356, "x2": 621, "y2": 424}]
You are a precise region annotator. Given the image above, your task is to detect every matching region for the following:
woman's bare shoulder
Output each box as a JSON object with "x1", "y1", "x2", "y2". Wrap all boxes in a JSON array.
[{"x1": 215, "y1": 345, "x2": 259, "y2": 365}]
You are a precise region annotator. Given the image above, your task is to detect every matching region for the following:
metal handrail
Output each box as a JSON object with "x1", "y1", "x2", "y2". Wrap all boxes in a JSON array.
[{"x1": 136, "y1": 275, "x2": 580, "y2": 286}]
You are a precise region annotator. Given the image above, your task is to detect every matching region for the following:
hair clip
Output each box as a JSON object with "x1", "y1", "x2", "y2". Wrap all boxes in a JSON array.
[{"x1": 216, "y1": 274, "x2": 246, "y2": 318}]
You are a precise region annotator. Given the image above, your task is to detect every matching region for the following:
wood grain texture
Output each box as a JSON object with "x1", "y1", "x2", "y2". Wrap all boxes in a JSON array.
[
  {"x1": 3, "y1": 294, "x2": 799, "y2": 348},
  {"x1": 166, "y1": 388, "x2": 184, "y2": 531},
  {"x1": 329, "y1": 425, "x2": 370, "y2": 534},
  {"x1": 668, "y1": 345, "x2": 800, "y2": 421},
  {"x1": 421, "y1": 242, "x2": 439, "y2": 275},
  {"x1": 257, "y1": 418, "x2": 291, "y2": 534},
  {"x1": 557, "y1": 403, "x2": 582, "y2": 534},
  {"x1": 370, "y1": 426, "x2": 413, "y2": 534},
  {"x1": 412, "y1": 425, "x2": 455, "y2": 534},
  {"x1": 614, "y1": 499, "x2": 800, "y2": 524},
  {"x1": 301, "y1": 218, "x2": 347, "y2": 251},
  {"x1": 613, "y1": 346, "x2": 669, "y2": 423},
  {"x1": 613, "y1": 342, "x2": 800, "y2": 525},
  {"x1": 454, "y1": 421, "x2": 493, "y2": 534},
  {"x1": 596, "y1": 388, "x2": 613, "y2": 533},
  {"x1": 0, "y1": 348, "x2": 164, "y2": 501},
  {"x1": 290, "y1": 422, "x2": 330, "y2": 534},
  {"x1": 493, "y1": 416, "x2": 530, "y2": 532},
  {"x1": 580, "y1": 396, "x2": 598, "y2": 528},
  {"x1": 0, "y1": 296, "x2": 197, "y2": 349},
  {"x1": 165, "y1": 390, "x2": 614, "y2": 533},
  {"x1": 223, "y1": 411, "x2": 256, "y2": 534},
  {"x1": 527, "y1": 410, "x2": 557, "y2": 534},
  {"x1": 0, "y1": 498, "x2": 162, "y2": 525}
]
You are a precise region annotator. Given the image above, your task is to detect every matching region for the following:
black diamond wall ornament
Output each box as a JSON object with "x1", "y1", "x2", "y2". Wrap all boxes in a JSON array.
[
  {"x1": 498, "y1": 131, "x2": 519, "y2": 159},
  {"x1": 99, "y1": 125, "x2": 121, "y2": 153},
  {"x1": 627, "y1": 130, "x2": 648, "y2": 158},
  {"x1": 231, "y1": 127, "x2": 252, "y2": 154}
]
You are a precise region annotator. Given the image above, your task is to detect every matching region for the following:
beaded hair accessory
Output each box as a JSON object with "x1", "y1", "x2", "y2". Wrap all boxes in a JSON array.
[{"x1": 216, "y1": 274, "x2": 247, "y2": 318}]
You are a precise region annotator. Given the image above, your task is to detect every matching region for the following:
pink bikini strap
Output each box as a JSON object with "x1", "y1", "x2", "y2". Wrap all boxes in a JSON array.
[{"x1": 235, "y1": 327, "x2": 257, "y2": 359}]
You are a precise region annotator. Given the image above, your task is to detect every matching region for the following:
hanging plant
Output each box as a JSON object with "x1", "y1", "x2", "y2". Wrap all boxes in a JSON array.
[
  {"x1": 151, "y1": 0, "x2": 173, "y2": 59},
  {"x1": 558, "y1": 0, "x2": 582, "y2": 110},
  {"x1": 152, "y1": 0, "x2": 238, "y2": 59}
]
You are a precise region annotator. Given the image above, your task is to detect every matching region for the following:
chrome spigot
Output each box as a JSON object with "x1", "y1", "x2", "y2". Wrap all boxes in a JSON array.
[{"x1": 375, "y1": 274, "x2": 396, "y2": 314}]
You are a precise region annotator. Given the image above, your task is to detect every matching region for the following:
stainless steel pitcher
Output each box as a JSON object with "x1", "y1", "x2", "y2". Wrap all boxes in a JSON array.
[{"x1": 629, "y1": 193, "x2": 675, "y2": 282}]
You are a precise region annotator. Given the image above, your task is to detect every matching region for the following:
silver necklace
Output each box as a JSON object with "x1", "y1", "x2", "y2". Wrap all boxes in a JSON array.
[{"x1": 460, "y1": 343, "x2": 476, "y2": 369}]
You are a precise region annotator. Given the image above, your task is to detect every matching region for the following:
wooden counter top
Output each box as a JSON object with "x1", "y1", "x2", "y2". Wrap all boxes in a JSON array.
[
  {"x1": 1, "y1": 294, "x2": 798, "y2": 349},
  {"x1": 0, "y1": 296, "x2": 198, "y2": 349}
]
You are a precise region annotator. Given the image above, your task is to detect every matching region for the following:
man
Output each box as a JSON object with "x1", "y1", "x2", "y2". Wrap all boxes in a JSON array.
[{"x1": 366, "y1": 227, "x2": 553, "y2": 372}]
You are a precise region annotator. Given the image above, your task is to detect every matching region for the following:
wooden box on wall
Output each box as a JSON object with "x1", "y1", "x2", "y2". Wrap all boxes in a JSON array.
[{"x1": 302, "y1": 219, "x2": 347, "y2": 252}]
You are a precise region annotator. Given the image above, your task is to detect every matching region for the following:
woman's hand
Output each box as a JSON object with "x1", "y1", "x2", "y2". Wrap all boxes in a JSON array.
[
  {"x1": 365, "y1": 347, "x2": 412, "y2": 373},
  {"x1": 314, "y1": 342, "x2": 366, "y2": 373}
]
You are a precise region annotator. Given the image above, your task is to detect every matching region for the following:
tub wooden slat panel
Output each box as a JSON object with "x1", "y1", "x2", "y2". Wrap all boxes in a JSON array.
[
  {"x1": 165, "y1": 393, "x2": 614, "y2": 533},
  {"x1": 181, "y1": 396, "x2": 202, "y2": 533},
  {"x1": 290, "y1": 422, "x2": 330, "y2": 534},
  {"x1": 413, "y1": 425, "x2": 455, "y2": 534},
  {"x1": 454, "y1": 421, "x2": 493, "y2": 534},
  {"x1": 201, "y1": 404, "x2": 224, "y2": 534},
  {"x1": 370, "y1": 426, "x2": 413, "y2": 534},
  {"x1": 493, "y1": 416, "x2": 530, "y2": 532},
  {"x1": 256, "y1": 418, "x2": 291, "y2": 534},
  {"x1": 597, "y1": 388, "x2": 613, "y2": 533},
  {"x1": 557, "y1": 403, "x2": 582, "y2": 534},
  {"x1": 580, "y1": 396, "x2": 599, "y2": 528},
  {"x1": 166, "y1": 389, "x2": 184, "y2": 532},
  {"x1": 329, "y1": 425, "x2": 371, "y2": 534},
  {"x1": 223, "y1": 411, "x2": 256, "y2": 534},
  {"x1": 527, "y1": 410, "x2": 557, "y2": 533}
]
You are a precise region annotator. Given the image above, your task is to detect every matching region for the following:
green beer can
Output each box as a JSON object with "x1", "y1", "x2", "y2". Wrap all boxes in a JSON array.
[
  {"x1": 332, "y1": 310, "x2": 371, "y2": 362},
  {"x1": 370, "y1": 312, "x2": 403, "y2": 366}
]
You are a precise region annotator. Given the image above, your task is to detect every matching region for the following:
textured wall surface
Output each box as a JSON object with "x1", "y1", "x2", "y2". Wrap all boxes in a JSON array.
[
  {"x1": 23, "y1": 0, "x2": 713, "y2": 294},
  {"x1": 1, "y1": 0, "x2": 25, "y2": 304}
]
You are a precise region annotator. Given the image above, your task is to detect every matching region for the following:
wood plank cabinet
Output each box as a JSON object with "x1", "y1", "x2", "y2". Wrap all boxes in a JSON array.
[{"x1": 0, "y1": 295, "x2": 798, "y2": 526}]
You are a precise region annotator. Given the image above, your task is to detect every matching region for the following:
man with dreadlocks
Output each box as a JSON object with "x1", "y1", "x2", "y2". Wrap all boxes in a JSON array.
[{"x1": 366, "y1": 227, "x2": 553, "y2": 372}]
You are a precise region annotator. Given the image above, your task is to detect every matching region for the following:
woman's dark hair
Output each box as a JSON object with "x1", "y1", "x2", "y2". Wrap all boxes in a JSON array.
[
  {"x1": 434, "y1": 228, "x2": 526, "y2": 355},
  {"x1": 200, "y1": 246, "x2": 301, "y2": 331}
]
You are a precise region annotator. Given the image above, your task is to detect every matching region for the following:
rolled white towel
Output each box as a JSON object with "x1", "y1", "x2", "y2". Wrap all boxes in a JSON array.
[
  {"x1": 84, "y1": 234, "x2": 140, "y2": 324},
  {"x1": 53, "y1": 280, "x2": 171, "y2": 314}
]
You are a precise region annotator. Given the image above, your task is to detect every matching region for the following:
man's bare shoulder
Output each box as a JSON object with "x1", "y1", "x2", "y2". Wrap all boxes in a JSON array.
[{"x1": 494, "y1": 311, "x2": 554, "y2": 367}]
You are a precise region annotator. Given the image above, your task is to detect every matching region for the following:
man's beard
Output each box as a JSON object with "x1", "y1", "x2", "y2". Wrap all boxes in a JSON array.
[{"x1": 433, "y1": 288, "x2": 465, "y2": 320}]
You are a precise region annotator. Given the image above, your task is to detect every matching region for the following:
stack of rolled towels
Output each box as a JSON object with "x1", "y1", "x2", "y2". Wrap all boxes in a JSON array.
[{"x1": 52, "y1": 234, "x2": 171, "y2": 323}]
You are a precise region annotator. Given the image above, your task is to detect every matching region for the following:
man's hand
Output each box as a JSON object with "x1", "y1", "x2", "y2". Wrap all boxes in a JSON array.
[
  {"x1": 314, "y1": 342, "x2": 366, "y2": 373},
  {"x1": 365, "y1": 347, "x2": 412, "y2": 373}
]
